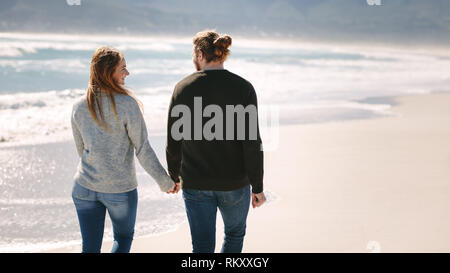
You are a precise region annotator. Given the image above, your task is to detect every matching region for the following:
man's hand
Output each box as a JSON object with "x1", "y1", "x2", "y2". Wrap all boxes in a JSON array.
[{"x1": 251, "y1": 192, "x2": 266, "y2": 208}]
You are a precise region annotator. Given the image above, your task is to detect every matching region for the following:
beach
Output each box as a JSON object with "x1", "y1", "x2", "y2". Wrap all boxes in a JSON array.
[{"x1": 42, "y1": 92, "x2": 450, "y2": 253}]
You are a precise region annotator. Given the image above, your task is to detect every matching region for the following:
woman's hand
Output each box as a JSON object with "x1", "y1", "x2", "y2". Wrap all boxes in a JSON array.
[{"x1": 166, "y1": 176, "x2": 182, "y2": 194}]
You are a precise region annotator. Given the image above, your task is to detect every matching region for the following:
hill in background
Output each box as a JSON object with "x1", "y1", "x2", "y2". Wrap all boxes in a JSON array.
[{"x1": 1, "y1": 0, "x2": 449, "y2": 45}]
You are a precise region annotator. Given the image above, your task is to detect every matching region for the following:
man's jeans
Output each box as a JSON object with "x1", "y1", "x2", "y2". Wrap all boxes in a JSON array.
[
  {"x1": 71, "y1": 182, "x2": 138, "y2": 253},
  {"x1": 182, "y1": 185, "x2": 251, "y2": 253}
]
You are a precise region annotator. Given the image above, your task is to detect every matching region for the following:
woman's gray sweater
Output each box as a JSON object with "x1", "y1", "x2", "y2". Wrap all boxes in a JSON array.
[{"x1": 71, "y1": 93, "x2": 174, "y2": 193}]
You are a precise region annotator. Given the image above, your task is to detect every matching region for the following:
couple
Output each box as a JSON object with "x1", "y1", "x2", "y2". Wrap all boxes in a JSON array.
[{"x1": 70, "y1": 30, "x2": 265, "y2": 253}]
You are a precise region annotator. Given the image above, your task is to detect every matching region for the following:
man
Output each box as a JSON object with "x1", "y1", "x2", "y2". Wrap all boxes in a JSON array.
[{"x1": 166, "y1": 30, "x2": 266, "y2": 253}]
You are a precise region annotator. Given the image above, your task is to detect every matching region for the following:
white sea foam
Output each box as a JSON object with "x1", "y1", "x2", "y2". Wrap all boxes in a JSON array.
[
  {"x1": 0, "y1": 34, "x2": 180, "y2": 57},
  {"x1": 0, "y1": 89, "x2": 83, "y2": 146},
  {"x1": 0, "y1": 87, "x2": 175, "y2": 146},
  {"x1": 0, "y1": 59, "x2": 88, "y2": 73}
]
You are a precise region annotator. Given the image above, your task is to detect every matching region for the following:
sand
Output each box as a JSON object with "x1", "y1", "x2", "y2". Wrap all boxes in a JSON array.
[{"x1": 44, "y1": 92, "x2": 450, "y2": 253}]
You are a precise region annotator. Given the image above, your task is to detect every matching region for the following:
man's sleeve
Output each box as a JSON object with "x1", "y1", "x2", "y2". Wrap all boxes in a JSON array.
[
  {"x1": 242, "y1": 84, "x2": 264, "y2": 194},
  {"x1": 166, "y1": 93, "x2": 182, "y2": 183}
]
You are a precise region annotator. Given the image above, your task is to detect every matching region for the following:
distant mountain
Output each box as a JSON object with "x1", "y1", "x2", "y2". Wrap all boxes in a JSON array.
[{"x1": 1, "y1": 0, "x2": 450, "y2": 45}]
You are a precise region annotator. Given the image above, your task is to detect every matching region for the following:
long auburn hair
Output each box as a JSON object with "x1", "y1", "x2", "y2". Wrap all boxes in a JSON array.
[{"x1": 86, "y1": 46, "x2": 142, "y2": 132}]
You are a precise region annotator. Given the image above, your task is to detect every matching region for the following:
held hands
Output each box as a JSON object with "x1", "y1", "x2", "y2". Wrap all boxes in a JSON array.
[
  {"x1": 166, "y1": 176, "x2": 182, "y2": 194},
  {"x1": 164, "y1": 176, "x2": 266, "y2": 208},
  {"x1": 251, "y1": 192, "x2": 266, "y2": 208}
]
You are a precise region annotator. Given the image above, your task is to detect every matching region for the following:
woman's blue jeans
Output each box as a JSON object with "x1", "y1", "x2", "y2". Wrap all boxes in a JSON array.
[
  {"x1": 182, "y1": 185, "x2": 251, "y2": 253},
  {"x1": 71, "y1": 182, "x2": 138, "y2": 253}
]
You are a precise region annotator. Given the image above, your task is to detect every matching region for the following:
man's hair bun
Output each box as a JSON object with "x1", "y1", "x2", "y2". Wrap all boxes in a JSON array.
[{"x1": 213, "y1": 35, "x2": 232, "y2": 49}]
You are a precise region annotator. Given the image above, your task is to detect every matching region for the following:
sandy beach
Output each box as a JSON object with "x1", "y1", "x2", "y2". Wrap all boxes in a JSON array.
[{"x1": 44, "y1": 92, "x2": 450, "y2": 253}]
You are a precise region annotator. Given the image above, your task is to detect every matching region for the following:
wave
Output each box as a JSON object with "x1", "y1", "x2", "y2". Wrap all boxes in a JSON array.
[
  {"x1": 0, "y1": 89, "x2": 83, "y2": 110},
  {"x1": 1, "y1": 34, "x2": 449, "y2": 147},
  {"x1": 0, "y1": 35, "x2": 179, "y2": 57},
  {"x1": 0, "y1": 59, "x2": 88, "y2": 73},
  {"x1": 0, "y1": 87, "x2": 173, "y2": 146}
]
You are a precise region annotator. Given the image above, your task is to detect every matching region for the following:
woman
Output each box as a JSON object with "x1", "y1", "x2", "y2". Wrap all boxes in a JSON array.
[{"x1": 70, "y1": 46, "x2": 179, "y2": 253}]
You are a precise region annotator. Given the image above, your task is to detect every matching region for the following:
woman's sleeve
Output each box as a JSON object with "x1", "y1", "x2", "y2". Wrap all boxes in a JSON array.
[
  {"x1": 125, "y1": 99, "x2": 174, "y2": 192},
  {"x1": 71, "y1": 106, "x2": 84, "y2": 158}
]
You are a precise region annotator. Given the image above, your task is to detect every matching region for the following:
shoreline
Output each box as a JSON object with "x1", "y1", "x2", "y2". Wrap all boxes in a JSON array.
[
  {"x1": 1, "y1": 90, "x2": 431, "y2": 149},
  {"x1": 39, "y1": 91, "x2": 450, "y2": 253}
]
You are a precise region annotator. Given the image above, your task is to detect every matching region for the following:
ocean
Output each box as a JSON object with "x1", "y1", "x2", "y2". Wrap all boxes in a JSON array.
[{"x1": 0, "y1": 32, "x2": 449, "y2": 252}]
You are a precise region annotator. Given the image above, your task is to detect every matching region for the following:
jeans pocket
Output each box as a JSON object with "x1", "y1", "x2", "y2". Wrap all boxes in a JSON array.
[
  {"x1": 222, "y1": 185, "x2": 250, "y2": 206},
  {"x1": 182, "y1": 189, "x2": 208, "y2": 202},
  {"x1": 102, "y1": 192, "x2": 129, "y2": 206},
  {"x1": 72, "y1": 182, "x2": 91, "y2": 200}
]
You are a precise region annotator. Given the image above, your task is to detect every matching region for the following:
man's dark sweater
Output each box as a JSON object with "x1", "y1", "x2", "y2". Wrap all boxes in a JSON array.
[{"x1": 166, "y1": 69, "x2": 264, "y2": 194}]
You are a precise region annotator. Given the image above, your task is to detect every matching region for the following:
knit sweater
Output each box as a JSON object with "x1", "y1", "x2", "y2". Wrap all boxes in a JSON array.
[
  {"x1": 71, "y1": 93, "x2": 174, "y2": 193},
  {"x1": 166, "y1": 69, "x2": 264, "y2": 194}
]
